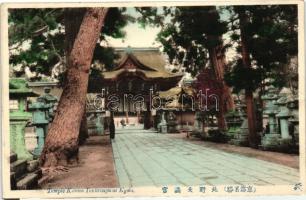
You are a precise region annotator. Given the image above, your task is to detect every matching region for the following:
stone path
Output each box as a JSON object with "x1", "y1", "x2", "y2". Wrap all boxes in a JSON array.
[{"x1": 112, "y1": 129, "x2": 299, "y2": 187}]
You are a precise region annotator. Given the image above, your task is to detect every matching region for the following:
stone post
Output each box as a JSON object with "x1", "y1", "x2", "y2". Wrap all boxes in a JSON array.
[
  {"x1": 96, "y1": 111, "x2": 104, "y2": 135},
  {"x1": 158, "y1": 111, "x2": 167, "y2": 133}
]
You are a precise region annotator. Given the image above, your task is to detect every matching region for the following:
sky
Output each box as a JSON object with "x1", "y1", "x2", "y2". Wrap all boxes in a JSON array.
[
  {"x1": 105, "y1": 7, "x2": 236, "y2": 62},
  {"x1": 106, "y1": 22, "x2": 162, "y2": 48},
  {"x1": 106, "y1": 7, "x2": 163, "y2": 48}
]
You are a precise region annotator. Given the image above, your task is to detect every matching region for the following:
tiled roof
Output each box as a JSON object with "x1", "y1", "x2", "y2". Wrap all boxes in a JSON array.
[{"x1": 101, "y1": 47, "x2": 183, "y2": 80}]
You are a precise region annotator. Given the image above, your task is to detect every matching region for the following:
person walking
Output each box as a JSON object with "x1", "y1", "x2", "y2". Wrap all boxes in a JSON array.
[{"x1": 109, "y1": 112, "x2": 115, "y2": 141}]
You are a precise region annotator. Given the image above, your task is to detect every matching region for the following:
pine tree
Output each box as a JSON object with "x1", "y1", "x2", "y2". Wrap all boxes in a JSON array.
[
  {"x1": 39, "y1": 8, "x2": 109, "y2": 167},
  {"x1": 224, "y1": 5, "x2": 298, "y2": 147}
]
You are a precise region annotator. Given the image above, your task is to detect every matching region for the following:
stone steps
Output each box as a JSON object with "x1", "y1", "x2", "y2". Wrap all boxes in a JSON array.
[
  {"x1": 10, "y1": 172, "x2": 17, "y2": 190},
  {"x1": 10, "y1": 151, "x2": 40, "y2": 190},
  {"x1": 16, "y1": 173, "x2": 39, "y2": 190},
  {"x1": 11, "y1": 159, "x2": 28, "y2": 181},
  {"x1": 10, "y1": 152, "x2": 18, "y2": 163}
]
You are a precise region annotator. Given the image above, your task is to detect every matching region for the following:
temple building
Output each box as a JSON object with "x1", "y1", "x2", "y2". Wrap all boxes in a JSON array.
[{"x1": 88, "y1": 47, "x2": 183, "y2": 129}]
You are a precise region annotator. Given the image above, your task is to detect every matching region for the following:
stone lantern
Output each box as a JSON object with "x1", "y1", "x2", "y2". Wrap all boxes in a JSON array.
[
  {"x1": 192, "y1": 111, "x2": 204, "y2": 137},
  {"x1": 287, "y1": 95, "x2": 299, "y2": 147},
  {"x1": 95, "y1": 110, "x2": 104, "y2": 135},
  {"x1": 28, "y1": 96, "x2": 51, "y2": 157},
  {"x1": 167, "y1": 111, "x2": 178, "y2": 133},
  {"x1": 9, "y1": 78, "x2": 38, "y2": 160},
  {"x1": 87, "y1": 110, "x2": 104, "y2": 136},
  {"x1": 261, "y1": 87, "x2": 280, "y2": 150},
  {"x1": 225, "y1": 109, "x2": 243, "y2": 139},
  {"x1": 230, "y1": 101, "x2": 249, "y2": 146},
  {"x1": 275, "y1": 89, "x2": 293, "y2": 138},
  {"x1": 39, "y1": 87, "x2": 58, "y2": 121}
]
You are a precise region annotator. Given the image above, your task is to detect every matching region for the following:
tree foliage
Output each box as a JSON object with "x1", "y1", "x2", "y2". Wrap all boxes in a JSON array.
[
  {"x1": 224, "y1": 5, "x2": 298, "y2": 93},
  {"x1": 9, "y1": 8, "x2": 130, "y2": 80},
  {"x1": 155, "y1": 6, "x2": 228, "y2": 77},
  {"x1": 193, "y1": 68, "x2": 223, "y2": 110}
]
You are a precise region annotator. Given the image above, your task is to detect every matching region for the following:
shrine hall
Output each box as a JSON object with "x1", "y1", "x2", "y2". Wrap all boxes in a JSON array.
[{"x1": 87, "y1": 47, "x2": 183, "y2": 129}]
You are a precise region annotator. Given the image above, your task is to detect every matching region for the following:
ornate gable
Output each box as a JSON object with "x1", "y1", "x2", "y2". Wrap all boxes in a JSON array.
[{"x1": 115, "y1": 54, "x2": 156, "y2": 72}]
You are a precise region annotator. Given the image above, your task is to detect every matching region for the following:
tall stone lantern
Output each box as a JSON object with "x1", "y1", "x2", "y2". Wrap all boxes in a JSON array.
[
  {"x1": 9, "y1": 78, "x2": 38, "y2": 160},
  {"x1": 230, "y1": 101, "x2": 249, "y2": 146},
  {"x1": 261, "y1": 87, "x2": 280, "y2": 150},
  {"x1": 287, "y1": 95, "x2": 299, "y2": 147},
  {"x1": 275, "y1": 88, "x2": 293, "y2": 140},
  {"x1": 275, "y1": 95, "x2": 292, "y2": 150},
  {"x1": 28, "y1": 97, "x2": 51, "y2": 157}
]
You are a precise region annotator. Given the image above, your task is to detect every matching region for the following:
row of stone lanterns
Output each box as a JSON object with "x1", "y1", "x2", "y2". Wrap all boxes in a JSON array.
[
  {"x1": 261, "y1": 87, "x2": 298, "y2": 151},
  {"x1": 9, "y1": 79, "x2": 55, "y2": 189}
]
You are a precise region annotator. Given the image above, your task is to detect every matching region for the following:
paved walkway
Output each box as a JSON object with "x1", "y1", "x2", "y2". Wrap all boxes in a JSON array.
[{"x1": 112, "y1": 129, "x2": 299, "y2": 187}]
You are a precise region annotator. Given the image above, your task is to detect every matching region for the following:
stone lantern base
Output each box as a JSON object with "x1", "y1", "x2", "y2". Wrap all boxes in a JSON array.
[
  {"x1": 279, "y1": 138, "x2": 294, "y2": 150},
  {"x1": 229, "y1": 119, "x2": 249, "y2": 146},
  {"x1": 261, "y1": 134, "x2": 298, "y2": 153},
  {"x1": 261, "y1": 134, "x2": 281, "y2": 150},
  {"x1": 167, "y1": 122, "x2": 178, "y2": 133},
  {"x1": 160, "y1": 124, "x2": 167, "y2": 133},
  {"x1": 229, "y1": 132, "x2": 249, "y2": 146}
]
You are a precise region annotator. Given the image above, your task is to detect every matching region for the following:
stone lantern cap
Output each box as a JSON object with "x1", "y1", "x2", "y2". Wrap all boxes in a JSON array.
[
  {"x1": 276, "y1": 107, "x2": 291, "y2": 118},
  {"x1": 267, "y1": 86, "x2": 279, "y2": 94},
  {"x1": 40, "y1": 87, "x2": 58, "y2": 103},
  {"x1": 289, "y1": 115, "x2": 299, "y2": 122},
  {"x1": 28, "y1": 98, "x2": 51, "y2": 110},
  {"x1": 263, "y1": 101, "x2": 279, "y2": 115},
  {"x1": 279, "y1": 87, "x2": 292, "y2": 97},
  {"x1": 275, "y1": 96, "x2": 288, "y2": 106},
  {"x1": 9, "y1": 78, "x2": 39, "y2": 98},
  {"x1": 262, "y1": 93, "x2": 278, "y2": 101},
  {"x1": 287, "y1": 95, "x2": 298, "y2": 109}
]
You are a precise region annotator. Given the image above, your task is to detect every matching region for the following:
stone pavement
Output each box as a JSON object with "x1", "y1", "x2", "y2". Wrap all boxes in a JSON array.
[{"x1": 112, "y1": 129, "x2": 299, "y2": 187}]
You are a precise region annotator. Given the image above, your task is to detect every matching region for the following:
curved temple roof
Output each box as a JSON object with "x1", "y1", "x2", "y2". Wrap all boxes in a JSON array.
[{"x1": 101, "y1": 47, "x2": 183, "y2": 81}]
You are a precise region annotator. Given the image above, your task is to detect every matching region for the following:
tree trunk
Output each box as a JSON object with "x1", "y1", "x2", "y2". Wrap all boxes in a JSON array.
[
  {"x1": 39, "y1": 8, "x2": 108, "y2": 167},
  {"x1": 64, "y1": 8, "x2": 89, "y2": 146},
  {"x1": 205, "y1": 7, "x2": 234, "y2": 131},
  {"x1": 208, "y1": 44, "x2": 234, "y2": 131},
  {"x1": 237, "y1": 8, "x2": 259, "y2": 148}
]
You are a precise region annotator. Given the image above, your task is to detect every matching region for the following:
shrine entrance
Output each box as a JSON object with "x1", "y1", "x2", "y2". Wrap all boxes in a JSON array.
[{"x1": 87, "y1": 47, "x2": 182, "y2": 131}]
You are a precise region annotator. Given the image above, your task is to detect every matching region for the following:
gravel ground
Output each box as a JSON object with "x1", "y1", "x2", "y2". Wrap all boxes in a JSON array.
[{"x1": 40, "y1": 135, "x2": 118, "y2": 188}]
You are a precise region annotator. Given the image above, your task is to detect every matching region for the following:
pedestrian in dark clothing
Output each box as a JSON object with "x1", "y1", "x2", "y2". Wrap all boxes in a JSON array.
[{"x1": 109, "y1": 113, "x2": 115, "y2": 140}]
